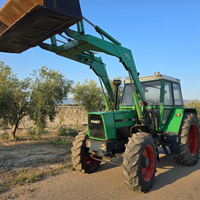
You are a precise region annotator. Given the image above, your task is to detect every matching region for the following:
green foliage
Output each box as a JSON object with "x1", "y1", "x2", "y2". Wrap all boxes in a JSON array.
[
  {"x1": 71, "y1": 77, "x2": 123, "y2": 112},
  {"x1": 56, "y1": 127, "x2": 68, "y2": 136},
  {"x1": 71, "y1": 79, "x2": 104, "y2": 112},
  {"x1": 184, "y1": 99, "x2": 200, "y2": 120},
  {"x1": 0, "y1": 61, "x2": 73, "y2": 139},
  {"x1": 26, "y1": 127, "x2": 36, "y2": 140},
  {"x1": 14, "y1": 136, "x2": 19, "y2": 141},
  {"x1": 0, "y1": 132, "x2": 9, "y2": 140},
  {"x1": 56, "y1": 127, "x2": 79, "y2": 137},
  {"x1": 29, "y1": 66, "x2": 73, "y2": 131},
  {"x1": 50, "y1": 138, "x2": 71, "y2": 147},
  {"x1": 0, "y1": 61, "x2": 30, "y2": 139},
  {"x1": 61, "y1": 103, "x2": 80, "y2": 106}
]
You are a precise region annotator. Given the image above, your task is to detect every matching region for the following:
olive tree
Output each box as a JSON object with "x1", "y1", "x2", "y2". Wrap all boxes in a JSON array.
[
  {"x1": 0, "y1": 61, "x2": 73, "y2": 139},
  {"x1": 71, "y1": 77, "x2": 123, "y2": 112},
  {"x1": 184, "y1": 99, "x2": 200, "y2": 120},
  {"x1": 71, "y1": 79, "x2": 104, "y2": 112}
]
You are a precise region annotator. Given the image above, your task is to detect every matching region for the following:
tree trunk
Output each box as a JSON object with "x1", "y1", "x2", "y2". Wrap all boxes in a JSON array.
[
  {"x1": 11, "y1": 124, "x2": 18, "y2": 140},
  {"x1": 10, "y1": 114, "x2": 26, "y2": 140}
]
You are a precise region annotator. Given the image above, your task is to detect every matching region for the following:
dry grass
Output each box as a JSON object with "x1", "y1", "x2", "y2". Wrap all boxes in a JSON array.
[
  {"x1": 0, "y1": 106, "x2": 88, "y2": 194},
  {"x1": 0, "y1": 158, "x2": 72, "y2": 193}
]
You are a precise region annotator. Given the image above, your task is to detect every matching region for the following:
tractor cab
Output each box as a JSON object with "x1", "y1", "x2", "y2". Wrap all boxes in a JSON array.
[
  {"x1": 121, "y1": 72, "x2": 183, "y2": 108},
  {"x1": 120, "y1": 72, "x2": 184, "y2": 133}
]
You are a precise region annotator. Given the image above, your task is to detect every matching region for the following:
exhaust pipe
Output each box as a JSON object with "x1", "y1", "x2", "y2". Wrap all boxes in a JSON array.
[{"x1": 113, "y1": 80, "x2": 121, "y2": 110}]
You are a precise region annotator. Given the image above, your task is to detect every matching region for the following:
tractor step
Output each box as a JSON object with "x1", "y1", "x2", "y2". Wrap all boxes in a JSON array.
[{"x1": 0, "y1": 0, "x2": 82, "y2": 53}]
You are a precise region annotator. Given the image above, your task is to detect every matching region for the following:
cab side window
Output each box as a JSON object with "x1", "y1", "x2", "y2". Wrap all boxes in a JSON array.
[
  {"x1": 172, "y1": 83, "x2": 183, "y2": 106},
  {"x1": 164, "y1": 82, "x2": 173, "y2": 106}
]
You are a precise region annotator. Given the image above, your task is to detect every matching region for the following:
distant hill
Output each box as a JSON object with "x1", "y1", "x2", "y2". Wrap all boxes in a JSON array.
[
  {"x1": 184, "y1": 99, "x2": 194, "y2": 104},
  {"x1": 61, "y1": 98, "x2": 193, "y2": 105}
]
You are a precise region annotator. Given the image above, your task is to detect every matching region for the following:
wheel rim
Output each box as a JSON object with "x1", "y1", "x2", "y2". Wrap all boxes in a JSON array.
[
  {"x1": 84, "y1": 156, "x2": 98, "y2": 166},
  {"x1": 188, "y1": 123, "x2": 198, "y2": 156},
  {"x1": 141, "y1": 145, "x2": 155, "y2": 182}
]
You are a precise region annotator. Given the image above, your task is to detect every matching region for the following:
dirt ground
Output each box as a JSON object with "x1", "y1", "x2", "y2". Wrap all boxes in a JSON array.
[
  {"x1": 0, "y1": 106, "x2": 87, "y2": 199},
  {"x1": 1, "y1": 107, "x2": 200, "y2": 200}
]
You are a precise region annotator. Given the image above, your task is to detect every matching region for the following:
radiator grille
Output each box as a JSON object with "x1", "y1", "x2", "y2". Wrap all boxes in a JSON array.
[{"x1": 88, "y1": 114, "x2": 105, "y2": 139}]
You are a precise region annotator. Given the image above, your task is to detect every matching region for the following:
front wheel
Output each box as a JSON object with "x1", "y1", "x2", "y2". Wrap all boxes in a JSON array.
[
  {"x1": 71, "y1": 131, "x2": 101, "y2": 173},
  {"x1": 122, "y1": 132, "x2": 157, "y2": 192}
]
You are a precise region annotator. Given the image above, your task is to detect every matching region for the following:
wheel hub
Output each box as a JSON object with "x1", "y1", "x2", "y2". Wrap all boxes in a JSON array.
[
  {"x1": 85, "y1": 155, "x2": 98, "y2": 166},
  {"x1": 141, "y1": 145, "x2": 155, "y2": 182},
  {"x1": 188, "y1": 123, "x2": 198, "y2": 156},
  {"x1": 142, "y1": 156, "x2": 149, "y2": 168}
]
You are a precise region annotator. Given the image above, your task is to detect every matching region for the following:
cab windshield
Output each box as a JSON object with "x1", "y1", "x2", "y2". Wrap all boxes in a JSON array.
[{"x1": 121, "y1": 81, "x2": 161, "y2": 106}]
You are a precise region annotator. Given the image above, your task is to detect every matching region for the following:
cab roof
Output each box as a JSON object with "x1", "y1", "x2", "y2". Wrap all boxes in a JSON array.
[{"x1": 124, "y1": 73, "x2": 180, "y2": 84}]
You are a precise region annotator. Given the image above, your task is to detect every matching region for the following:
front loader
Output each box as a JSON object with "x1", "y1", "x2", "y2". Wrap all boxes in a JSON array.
[{"x1": 0, "y1": 0, "x2": 199, "y2": 192}]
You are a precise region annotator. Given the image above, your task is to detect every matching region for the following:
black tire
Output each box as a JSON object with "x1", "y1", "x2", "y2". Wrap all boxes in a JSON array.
[
  {"x1": 122, "y1": 132, "x2": 157, "y2": 192},
  {"x1": 174, "y1": 112, "x2": 199, "y2": 166},
  {"x1": 71, "y1": 131, "x2": 101, "y2": 173}
]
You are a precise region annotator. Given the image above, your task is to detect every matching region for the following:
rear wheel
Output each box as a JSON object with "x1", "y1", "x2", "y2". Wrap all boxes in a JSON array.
[
  {"x1": 174, "y1": 112, "x2": 199, "y2": 166},
  {"x1": 122, "y1": 132, "x2": 157, "y2": 192},
  {"x1": 71, "y1": 131, "x2": 101, "y2": 173}
]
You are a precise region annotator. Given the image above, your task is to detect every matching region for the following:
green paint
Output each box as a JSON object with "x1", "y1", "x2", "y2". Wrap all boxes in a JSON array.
[
  {"x1": 115, "y1": 121, "x2": 135, "y2": 128},
  {"x1": 80, "y1": 20, "x2": 85, "y2": 33},
  {"x1": 95, "y1": 26, "x2": 121, "y2": 45},
  {"x1": 103, "y1": 94, "x2": 110, "y2": 111},
  {"x1": 87, "y1": 111, "x2": 116, "y2": 140},
  {"x1": 133, "y1": 92, "x2": 142, "y2": 119},
  {"x1": 102, "y1": 112, "x2": 116, "y2": 140},
  {"x1": 39, "y1": 20, "x2": 199, "y2": 143},
  {"x1": 40, "y1": 23, "x2": 144, "y2": 116},
  {"x1": 159, "y1": 102, "x2": 164, "y2": 131},
  {"x1": 161, "y1": 109, "x2": 173, "y2": 125},
  {"x1": 76, "y1": 23, "x2": 81, "y2": 33},
  {"x1": 159, "y1": 79, "x2": 165, "y2": 130},
  {"x1": 163, "y1": 108, "x2": 184, "y2": 132},
  {"x1": 88, "y1": 136, "x2": 105, "y2": 141},
  {"x1": 113, "y1": 110, "x2": 135, "y2": 120},
  {"x1": 50, "y1": 36, "x2": 57, "y2": 46}
]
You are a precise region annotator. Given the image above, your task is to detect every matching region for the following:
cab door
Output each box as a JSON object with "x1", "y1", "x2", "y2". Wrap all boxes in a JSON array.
[{"x1": 161, "y1": 81, "x2": 184, "y2": 129}]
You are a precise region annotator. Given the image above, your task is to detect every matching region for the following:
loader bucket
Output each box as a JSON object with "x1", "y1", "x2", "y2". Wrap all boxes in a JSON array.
[{"x1": 0, "y1": 0, "x2": 82, "y2": 53}]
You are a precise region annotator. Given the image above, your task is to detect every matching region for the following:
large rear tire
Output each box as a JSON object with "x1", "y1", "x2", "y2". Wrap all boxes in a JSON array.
[
  {"x1": 174, "y1": 112, "x2": 199, "y2": 166},
  {"x1": 71, "y1": 131, "x2": 101, "y2": 173},
  {"x1": 122, "y1": 132, "x2": 157, "y2": 192}
]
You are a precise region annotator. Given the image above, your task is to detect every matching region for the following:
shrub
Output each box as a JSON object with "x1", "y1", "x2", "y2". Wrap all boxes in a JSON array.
[
  {"x1": 50, "y1": 138, "x2": 71, "y2": 147},
  {"x1": 0, "y1": 132, "x2": 10, "y2": 141}
]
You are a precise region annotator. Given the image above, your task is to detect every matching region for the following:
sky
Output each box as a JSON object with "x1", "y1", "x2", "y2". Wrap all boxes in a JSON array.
[{"x1": 0, "y1": 0, "x2": 200, "y2": 99}]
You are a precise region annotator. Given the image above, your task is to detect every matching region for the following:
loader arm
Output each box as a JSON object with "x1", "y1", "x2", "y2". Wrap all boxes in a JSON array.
[
  {"x1": 64, "y1": 27, "x2": 145, "y2": 103},
  {"x1": 39, "y1": 22, "x2": 145, "y2": 118},
  {"x1": 0, "y1": 0, "x2": 145, "y2": 118},
  {"x1": 39, "y1": 40, "x2": 114, "y2": 104}
]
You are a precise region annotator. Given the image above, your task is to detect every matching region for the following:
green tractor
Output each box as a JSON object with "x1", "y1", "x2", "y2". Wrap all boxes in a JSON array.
[
  {"x1": 71, "y1": 73, "x2": 199, "y2": 192},
  {"x1": 0, "y1": 0, "x2": 199, "y2": 192}
]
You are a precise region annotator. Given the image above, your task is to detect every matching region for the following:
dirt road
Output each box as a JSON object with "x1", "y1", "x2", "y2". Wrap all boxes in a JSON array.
[{"x1": 4, "y1": 153, "x2": 199, "y2": 200}]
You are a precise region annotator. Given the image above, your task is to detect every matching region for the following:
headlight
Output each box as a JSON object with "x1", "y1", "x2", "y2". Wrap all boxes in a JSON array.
[
  {"x1": 99, "y1": 143, "x2": 107, "y2": 151},
  {"x1": 86, "y1": 140, "x2": 91, "y2": 148}
]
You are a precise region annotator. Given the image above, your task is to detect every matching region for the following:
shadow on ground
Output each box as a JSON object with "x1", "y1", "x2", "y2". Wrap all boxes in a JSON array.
[
  {"x1": 151, "y1": 152, "x2": 200, "y2": 192},
  {"x1": 96, "y1": 162, "x2": 119, "y2": 173},
  {"x1": 90, "y1": 148, "x2": 200, "y2": 192}
]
